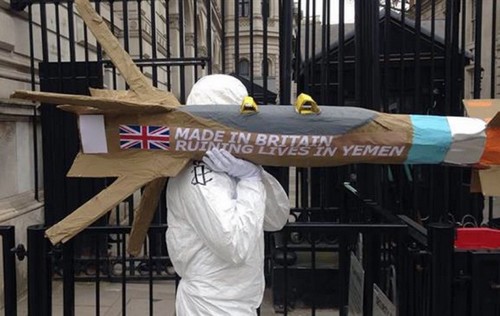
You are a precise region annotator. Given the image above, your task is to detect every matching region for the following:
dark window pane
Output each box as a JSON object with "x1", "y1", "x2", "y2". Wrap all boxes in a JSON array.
[{"x1": 239, "y1": 59, "x2": 250, "y2": 77}]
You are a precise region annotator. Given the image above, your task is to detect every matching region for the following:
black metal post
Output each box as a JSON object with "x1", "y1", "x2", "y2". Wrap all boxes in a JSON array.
[
  {"x1": 28, "y1": 225, "x2": 52, "y2": 316},
  {"x1": 63, "y1": 241, "x2": 75, "y2": 316},
  {"x1": 279, "y1": 0, "x2": 292, "y2": 104},
  {"x1": 429, "y1": 223, "x2": 454, "y2": 316},
  {"x1": 1, "y1": 226, "x2": 17, "y2": 316},
  {"x1": 354, "y1": 0, "x2": 381, "y2": 201}
]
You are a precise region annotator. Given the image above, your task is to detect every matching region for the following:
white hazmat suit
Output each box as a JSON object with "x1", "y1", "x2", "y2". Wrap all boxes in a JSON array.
[{"x1": 166, "y1": 75, "x2": 290, "y2": 315}]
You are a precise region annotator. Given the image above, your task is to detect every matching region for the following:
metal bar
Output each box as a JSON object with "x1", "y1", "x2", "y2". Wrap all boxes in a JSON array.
[
  {"x1": 490, "y1": 0, "x2": 497, "y2": 99},
  {"x1": 83, "y1": 4, "x2": 90, "y2": 63},
  {"x1": 68, "y1": 1, "x2": 76, "y2": 62},
  {"x1": 279, "y1": 0, "x2": 292, "y2": 104},
  {"x1": 28, "y1": 225, "x2": 52, "y2": 316},
  {"x1": 122, "y1": 0, "x2": 129, "y2": 79},
  {"x1": 221, "y1": 0, "x2": 226, "y2": 73},
  {"x1": 249, "y1": 0, "x2": 254, "y2": 93},
  {"x1": 1, "y1": 226, "x2": 17, "y2": 316},
  {"x1": 338, "y1": 234, "x2": 350, "y2": 316},
  {"x1": 28, "y1": 5, "x2": 39, "y2": 202},
  {"x1": 304, "y1": 0, "x2": 310, "y2": 93},
  {"x1": 398, "y1": 215, "x2": 428, "y2": 246},
  {"x1": 262, "y1": 0, "x2": 268, "y2": 103},
  {"x1": 338, "y1": 0, "x2": 344, "y2": 106},
  {"x1": 206, "y1": 0, "x2": 212, "y2": 74},
  {"x1": 137, "y1": 0, "x2": 144, "y2": 73},
  {"x1": 489, "y1": 0, "x2": 497, "y2": 221},
  {"x1": 294, "y1": 0, "x2": 301, "y2": 93},
  {"x1": 285, "y1": 223, "x2": 407, "y2": 232},
  {"x1": 150, "y1": 0, "x2": 158, "y2": 88},
  {"x1": 102, "y1": 57, "x2": 209, "y2": 67},
  {"x1": 311, "y1": 235, "x2": 316, "y2": 315},
  {"x1": 429, "y1": 223, "x2": 454, "y2": 316},
  {"x1": 194, "y1": 0, "x2": 199, "y2": 80},
  {"x1": 148, "y1": 238, "x2": 154, "y2": 315},
  {"x1": 473, "y1": 0, "x2": 483, "y2": 99},
  {"x1": 95, "y1": 236, "x2": 101, "y2": 316},
  {"x1": 320, "y1": 0, "x2": 327, "y2": 104},
  {"x1": 430, "y1": 0, "x2": 436, "y2": 114},
  {"x1": 363, "y1": 232, "x2": 375, "y2": 316},
  {"x1": 95, "y1": 0, "x2": 102, "y2": 61},
  {"x1": 234, "y1": 0, "x2": 239, "y2": 74},
  {"x1": 121, "y1": 233, "x2": 127, "y2": 316},
  {"x1": 165, "y1": 0, "x2": 171, "y2": 90},
  {"x1": 178, "y1": 0, "x2": 186, "y2": 102},
  {"x1": 308, "y1": 0, "x2": 316, "y2": 98},
  {"x1": 383, "y1": 0, "x2": 390, "y2": 112},
  {"x1": 110, "y1": 1, "x2": 117, "y2": 89},
  {"x1": 63, "y1": 241, "x2": 75, "y2": 316},
  {"x1": 40, "y1": 0, "x2": 49, "y2": 62}
]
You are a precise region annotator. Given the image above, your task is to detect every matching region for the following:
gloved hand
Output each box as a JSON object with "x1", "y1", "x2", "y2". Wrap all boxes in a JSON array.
[{"x1": 202, "y1": 148, "x2": 262, "y2": 181}]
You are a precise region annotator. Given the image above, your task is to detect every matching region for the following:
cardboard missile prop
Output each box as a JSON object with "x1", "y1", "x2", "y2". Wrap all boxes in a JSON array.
[{"x1": 9, "y1": 0, "x2": 500, "y2": 255}]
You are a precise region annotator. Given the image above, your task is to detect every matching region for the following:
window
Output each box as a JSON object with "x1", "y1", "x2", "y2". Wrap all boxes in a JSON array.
[
  {"x1": 261, "y1": 59, "x2": 272, "y2": 77},
  {"x1": 238, "y1": 59, "x2": 250, "y2": 77},
  {"x1": 238, "y1": 0, "x2": 250, "y2": 17}
]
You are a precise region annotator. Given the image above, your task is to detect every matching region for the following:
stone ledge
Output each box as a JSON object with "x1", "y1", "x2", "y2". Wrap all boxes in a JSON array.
[
  {"x1": 0, "y1": 98, "x2": 39, "y2": 116},
  {"x1": 0, "y1": 190, "x2": 44, "y2": 223}
]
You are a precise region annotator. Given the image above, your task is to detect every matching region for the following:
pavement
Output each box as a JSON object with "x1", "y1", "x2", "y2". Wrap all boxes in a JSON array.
[{"x1": 8, "y1": 280, "x2": 339, "y2": 316}]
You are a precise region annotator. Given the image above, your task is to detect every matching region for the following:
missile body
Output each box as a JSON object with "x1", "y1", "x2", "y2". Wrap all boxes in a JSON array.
[{"x1": 96, "y1": 103, "x2": 496, "y2": 168}]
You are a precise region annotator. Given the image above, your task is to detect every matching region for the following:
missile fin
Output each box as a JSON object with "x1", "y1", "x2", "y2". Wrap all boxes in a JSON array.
[
  {"x1": 11, "y1": 90, "x2": 175, "y2": 114},
  {"x1": 128, "y1": 177, "x2": 168, "y2": 256},
  {"x1": 45, "y1": 175, "x2": 154, "y2": 245}
]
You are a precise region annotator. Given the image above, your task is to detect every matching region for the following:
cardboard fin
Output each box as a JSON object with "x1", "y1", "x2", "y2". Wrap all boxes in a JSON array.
[
  {"x1": 11, "y1": 90, "x2": 174, "y2": 114},
  {"x1": 45, "y1": 175, "x2": 153, "y2": 245},
  {"x1": 486, "y1": 111, "x2": 500, "y2": 127},
  {"x1": 67, "y1": 152, "x2": 190, "y2": 178},
  {"x1": 128, "y1": 177, "x2": 168, "y2": 256},
  {"x1": 463, "y1": 99, "x2": 500, "y2": 122},
  {"x1": 89, "y1": 87, "x2": 180, "y2": 106},
  {"x1": 58, "y1": 105, "x2": 104, "y2": 115},
  {"x1": 74, "y1": 0, "x2": 154, "y2": 97},
  {"x1": 470, "y1": 169, "x2": 482, "y2": 193},
  {"x1": 479, "y1": 167, "x2": 500, "y2": 196},
  {"x1": 74, "y1": 0, "x2": 180, "y2": 106}
]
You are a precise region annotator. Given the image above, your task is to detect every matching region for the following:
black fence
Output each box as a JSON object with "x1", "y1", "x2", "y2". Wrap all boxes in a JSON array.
[
  {"x1": 2, "y1": 184, "x2": 461, "y2": 316},
  {"x1": 3, "y1": 0, "x2": 500, "y2": 315}
]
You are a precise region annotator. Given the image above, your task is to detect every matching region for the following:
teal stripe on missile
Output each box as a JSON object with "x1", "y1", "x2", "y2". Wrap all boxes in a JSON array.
[{"x1": 406, "y1": 115, "x2": 452, "y2": 164}]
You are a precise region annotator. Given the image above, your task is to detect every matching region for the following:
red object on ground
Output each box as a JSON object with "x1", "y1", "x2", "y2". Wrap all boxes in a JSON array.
[{"x1": 455, "y1": 228, "x2": 500, "y2": 249}]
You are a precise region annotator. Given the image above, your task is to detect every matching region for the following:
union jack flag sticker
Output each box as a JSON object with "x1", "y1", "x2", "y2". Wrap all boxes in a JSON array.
[{"x1": 119, "y1": 125, "x2": 170, "y2": 150}]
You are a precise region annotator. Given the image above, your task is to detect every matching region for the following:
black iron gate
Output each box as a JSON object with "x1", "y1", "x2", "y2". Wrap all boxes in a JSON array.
[{"x1": 4, "y1": 0, "x2": 500, "y2": 315}]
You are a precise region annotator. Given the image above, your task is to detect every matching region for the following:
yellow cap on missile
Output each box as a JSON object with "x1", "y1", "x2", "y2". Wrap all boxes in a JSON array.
[
  {"x1": 295, "y1": 93, "x2": 320, "y2": 115},
  {"x1": 240, "y1": 96, "x2": 259, "y2": 114}
]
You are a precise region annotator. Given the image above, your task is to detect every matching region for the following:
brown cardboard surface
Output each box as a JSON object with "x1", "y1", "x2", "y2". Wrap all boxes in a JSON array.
[
  {"x1": 74, "y1": 0, "x2": 180, "y2": 106},
  {"x1": 479, "y1": 167, "x2": 500, "y2": 196},
  {"x1": 45, "y1": 175, "x2": 154, "y2": 244},
  {"x1": 470, "y1": 170, "x2": 482, "y2": 193},
  {"x1": 463, "y1": 99, "x2": 500, "y2": 123},
  {"x1": 11, "y1": 90, "x2": 174, "y2": 114},
  {"x1": 67, "y1": 151, "x2": 190, "y2": 178},
  {"x1": 463, "y1": 99, "x2": 500, "y2": 195},
  {"x1": 128, "y1": 178, "x2": 168, "y2": 256}
]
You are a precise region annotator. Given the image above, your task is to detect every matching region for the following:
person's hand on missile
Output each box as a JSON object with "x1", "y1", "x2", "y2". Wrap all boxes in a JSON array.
[{"x1": 202, "y1": 148, "x2": 262, "y2": 181}]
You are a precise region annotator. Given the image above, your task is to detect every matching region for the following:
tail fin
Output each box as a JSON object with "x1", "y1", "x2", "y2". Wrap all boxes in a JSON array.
[{"x1": 464, "y1": 99, "x2": 500, "y2": 196}]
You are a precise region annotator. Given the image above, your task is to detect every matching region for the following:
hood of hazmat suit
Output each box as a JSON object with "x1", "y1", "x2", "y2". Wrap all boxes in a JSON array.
[{"x1": 166, "y1": 75, "x2": 290, "y2": 315}]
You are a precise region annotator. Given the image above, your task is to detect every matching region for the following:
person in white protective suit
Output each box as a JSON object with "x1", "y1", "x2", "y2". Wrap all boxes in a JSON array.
[{"x1": 166, "y1": 74, "x2": 290, "y2": 315}]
